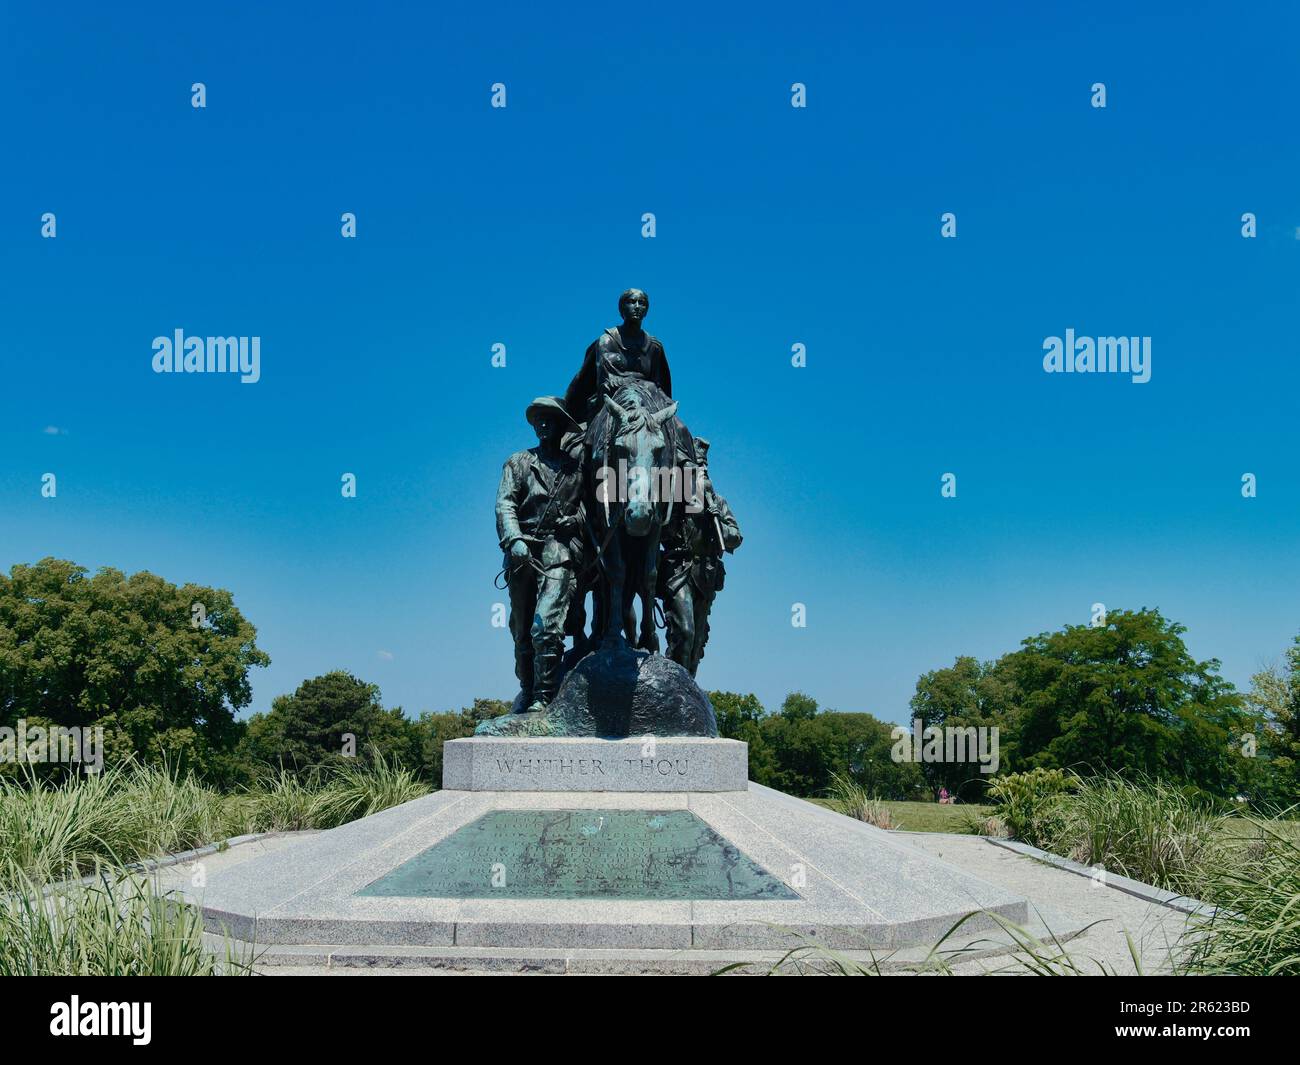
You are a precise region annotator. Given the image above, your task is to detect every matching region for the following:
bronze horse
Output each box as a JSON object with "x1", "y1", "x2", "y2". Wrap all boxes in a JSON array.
[{"x1": 584, "y1": 381, "x2": 686, "y2": 651}]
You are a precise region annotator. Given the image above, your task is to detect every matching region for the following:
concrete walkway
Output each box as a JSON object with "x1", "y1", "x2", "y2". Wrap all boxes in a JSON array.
[{"x1": 894, "y1": 832, "x2": 1192, "y2": 974}]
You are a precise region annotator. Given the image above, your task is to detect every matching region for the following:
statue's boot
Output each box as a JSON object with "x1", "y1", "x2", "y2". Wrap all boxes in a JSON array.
[
  {"x1": 513, "y1": 651, "x2": 534, "y2": 713},
  {"x1": 526, "y1": 645, "x2": 564, "y2": 712}
]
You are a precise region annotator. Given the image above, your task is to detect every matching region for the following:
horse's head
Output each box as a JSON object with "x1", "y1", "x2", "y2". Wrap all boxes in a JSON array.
[{"x1": 602, "y1": 388, "x2": 678, "y2": 537}]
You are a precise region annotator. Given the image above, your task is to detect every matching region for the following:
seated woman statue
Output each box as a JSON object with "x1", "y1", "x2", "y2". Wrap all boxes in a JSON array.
[
  {"x1": 563, "y1": 288, "x2": 672, "y2": 429},
  {"x1": 563, "y1": 288, "x2": 694, "y2": 653}
]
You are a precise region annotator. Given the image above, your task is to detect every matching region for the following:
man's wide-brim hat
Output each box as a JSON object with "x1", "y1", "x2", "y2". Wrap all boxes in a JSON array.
[{"x1": 526, "y1": 396, "x2": 575, "y2": 429}]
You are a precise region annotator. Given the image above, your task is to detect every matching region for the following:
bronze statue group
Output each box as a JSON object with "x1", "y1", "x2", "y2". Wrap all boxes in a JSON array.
[{"x1": 496, "y1": 290, "x2": 742, "y2": 715}]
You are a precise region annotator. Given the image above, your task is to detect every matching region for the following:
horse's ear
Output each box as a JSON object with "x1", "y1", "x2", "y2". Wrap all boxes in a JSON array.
[
  {"x1": 651, "y1": 402, "x2": 678, "y2": 426},
  {"x1": 603, "y1": 394, "x2": 628, "y2": 421}
]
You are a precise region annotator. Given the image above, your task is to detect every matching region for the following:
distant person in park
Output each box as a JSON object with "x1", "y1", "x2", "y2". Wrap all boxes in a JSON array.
[
  {"x1": 938, "y1": 786, "x2": 951, "y2": 804},
  {"x1": 496, "y1": 397, "x2": 585, "y2": 712},
  {"x1": 660, "y1": 438, "x2": 742, "y2": 675}
]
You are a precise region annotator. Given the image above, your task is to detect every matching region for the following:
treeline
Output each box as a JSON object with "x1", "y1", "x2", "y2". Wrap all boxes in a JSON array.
[
  {"x1": 715, "y1": 608, "x2": 1300, "y2": 809},
  {"x1": 0, "y1": 559, "x2": 503, "y2": 787},
  {"x1": 238, "y1": 671, "x2": 507, "y2": 785},
  {"x1": 2, "y1": 559, "x2": 1298, "y2": 809},
  {"x1": 708, "y1": 691, "x2": 922, "y2": 799}
]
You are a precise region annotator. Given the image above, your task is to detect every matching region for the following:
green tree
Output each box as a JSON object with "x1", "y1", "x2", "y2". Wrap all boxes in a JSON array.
[
  {"x1": 1006, "y1": 608, "x2": 1255, "y2": 797},
  {"x1": 779, "y1": 691, "x2": 819, "y2": 722},
  {"x1": 787, "y1": 710, "x2": 923, "y2": 799},
  {"x1": 240, "y1": 671, "x2": 400, "y2": 770},
  {"x1": 761, "y1": 707, "x2": 828, "y2": 794},
  {"x1": 708, "y1": 691, "x2": 779, "y2": 784},
  {"x1": 368, "y1": 705, "x2": 422, "y2": 768},
  {"x1": 844, "y1": 714, "x2": 926, "y2": 801},
  {"x1": 763, "y1": 710, "x2": 874, "y2": 796},
  {"x1": 413, "y1": 698, "x2": 510, "y2": 784},
  {"x1": 710, "y1": 691, "x2": 765, "y2": 736},
  {"x1": 1244, "y1": 635, "x2": 1300, "y2": 807},
  {"x1": 0, "y1": 558, "x2": 268, "y2": 780},
  {"x1": 909, "y1": 655, "x2": 1019, "y2": 800},
  {"x1": 711, "y1": 691, "x2": 920, "y2": 798}
]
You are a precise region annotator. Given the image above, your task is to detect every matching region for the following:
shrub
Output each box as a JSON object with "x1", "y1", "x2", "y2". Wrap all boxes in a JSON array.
[{"x1": 986, "y1": 768, "x2": 1076, "y2": 847}]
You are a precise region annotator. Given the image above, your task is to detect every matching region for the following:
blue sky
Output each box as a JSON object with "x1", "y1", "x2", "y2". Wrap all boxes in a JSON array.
[{"x1": 2, "y1": 1, "x2": 1298, "y2": 725}]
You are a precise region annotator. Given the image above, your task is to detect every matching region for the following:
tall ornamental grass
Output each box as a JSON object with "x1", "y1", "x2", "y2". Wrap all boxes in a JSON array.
[
  {"x1": 987, "y1": 771, "x2": 1224, "y2": 895},
  {"x1": 1053, "y1": 775, "x2": 1224, "y2": 897},
  {"x1": 0, "y1": 754, "x2": 428, "y2": 890},
  {"x1": 825, "y1": 772, "x2": 897, "y2": 829},
  {"x1": 0, "y1": 865, "x2": 252, "y2": 976},
  {"x1": 1180, "y1": 820, "x2": 1300, "y2": 975}
]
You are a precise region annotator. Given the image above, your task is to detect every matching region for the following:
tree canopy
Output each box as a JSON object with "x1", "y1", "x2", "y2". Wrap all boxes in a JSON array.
[
  {"x1": 909, "y1": 655, "x2": 1019, "y2": 799},
  {"x1": 0, "y1": 557, "x2": 268, "y2": 779},
  {"x1": 1245, "y1": 635, "x2": 1300, "y2": 807},
  {"x1": 709, "y1": 690, "x2": 923, "y2": 800},
  {"x1": 1005, "y1": 608, "x2": 1256, "y2": 796},
  {"x1": 239, "y1": 671, "x2": 416, "y2": 770},
  {"x1": 2, "y1": 557, "x2": 1291, "y2": 808}
]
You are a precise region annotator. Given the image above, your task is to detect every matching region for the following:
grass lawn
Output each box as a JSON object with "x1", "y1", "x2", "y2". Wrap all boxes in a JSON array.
[
  {"x1": 808, "y1": 797, "x2": 992, "y2": 833},
  {"x1": 1219, "y1": 816, "x2": 1300, "y2": 843},
  {"x1": 810, "y1": 797, "x2": 1298, "y2": 840}
]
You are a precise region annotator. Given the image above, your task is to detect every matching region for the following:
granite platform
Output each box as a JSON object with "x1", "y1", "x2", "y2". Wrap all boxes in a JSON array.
[{"x1": 187, "y1": 782, "x2": 1034, "y2": 964}]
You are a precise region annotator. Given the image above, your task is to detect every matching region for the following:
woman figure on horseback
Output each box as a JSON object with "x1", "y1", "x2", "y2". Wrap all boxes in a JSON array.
[
  {"x1": 563, "y1": 289, "x2": 693, "y2": 651},
  {"x1": 562, "y1": 289, "x2": 672, "y2": 428}
]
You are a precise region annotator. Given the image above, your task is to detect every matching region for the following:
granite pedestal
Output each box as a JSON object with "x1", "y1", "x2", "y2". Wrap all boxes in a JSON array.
[
  {"x1": 442, "y1": 736, "x2": 748, "y2": 792},
  {"x1": 188, "y1": 749, "x2": 1040, "y2": 970}
]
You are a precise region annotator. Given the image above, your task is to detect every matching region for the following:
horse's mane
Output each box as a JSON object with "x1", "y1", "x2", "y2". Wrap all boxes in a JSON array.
[{"x1": 587, "y1": 380, "x2": 684, "y2": 468}]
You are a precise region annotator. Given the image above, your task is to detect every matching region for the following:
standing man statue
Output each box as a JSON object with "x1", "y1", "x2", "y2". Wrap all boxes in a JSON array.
[
  {"x1": 563, "y1": 288, "x2": 672, "y2": 426},
  {"x1": 496, "y1": 397, "x2": 585, "y2": 712},
  {"x1": 659, "y1": 438, "x2": 742, "y2": 676}
]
